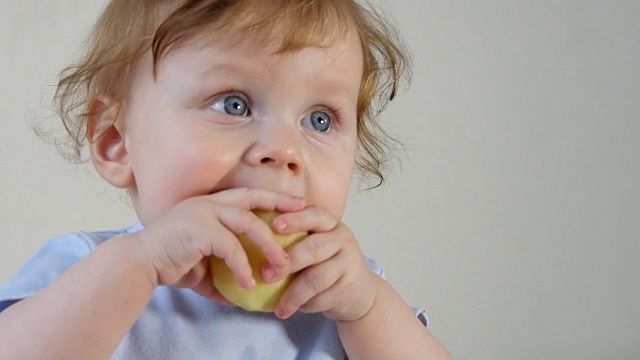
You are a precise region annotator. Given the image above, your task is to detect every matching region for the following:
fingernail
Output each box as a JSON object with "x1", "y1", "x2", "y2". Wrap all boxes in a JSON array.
[
  {"x1": 262, "y1": 266, "x2": 275, "y2": 282},
  {"x1": 274, "y1": 219, "x2": 287, "y2": 232},
  {"x1": 275, "y1": 307, "x2": 288, "y2": 319},
  {"x1": 246, "y1": 277, "x2": 256, "y2": 289}
]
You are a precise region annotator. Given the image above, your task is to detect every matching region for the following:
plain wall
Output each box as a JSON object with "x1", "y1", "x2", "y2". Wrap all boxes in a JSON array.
[{"x1": 1, "y1": 1, "x2": 639, "y2": 359}]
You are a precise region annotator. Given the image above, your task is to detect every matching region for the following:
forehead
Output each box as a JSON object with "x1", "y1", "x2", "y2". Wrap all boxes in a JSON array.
[
  {"x1": 186, "y1": 20, "x2": 363, "y2": 64},
  {"x1": 157, "y1": 26, "x2": 364, "y2": 92},
  {"x1": 152, "y1": 0, "x2": 363, "y2": 68}
]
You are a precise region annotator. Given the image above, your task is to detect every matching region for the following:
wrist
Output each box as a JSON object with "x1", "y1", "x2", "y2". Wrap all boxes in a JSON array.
[
  {"x1": 336, "y1": 274, "x2": 383, "y2": 324},
  {"x1": 102, "y1": 233, "x2": 160, "y2": 290}
]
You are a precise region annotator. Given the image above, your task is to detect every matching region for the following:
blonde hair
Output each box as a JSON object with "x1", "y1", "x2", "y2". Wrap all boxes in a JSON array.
[{"x1": 54, "y1": 0, "x2": 411, "y2": 187}]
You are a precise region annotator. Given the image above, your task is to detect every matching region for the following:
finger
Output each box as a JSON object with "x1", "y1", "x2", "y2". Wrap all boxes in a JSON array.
[
  {"x1": 302, "y1": 272, "x2": 378, "y2": 322},
  {"x1": 275, "y1": 258, "x2": 342, "y2": 319},
  {"x1": 271, "y1": 206, "x2": 344, "y2": 273},
  {"x1": 194, "y1": 285, "x2": 237, "y2": 307},
  {"x1": 173, "y1": 257, "x2": 210, "y2": 289},
  {"x1": 208, "y1": 290, "x2": 238, "y2": 307},
  {"x1": 209, "y1": 188, "x2": 305, "y2": 213},
  {"x1": 189, "y1": 259, "x2": 237, "y2": 307},
  {"x1": 297, "y1": 272, "x2": 372, "y2": 319},
  {"x1": 215, "y1": 205, "x2": 291, "y2": 269},
  {"x1": 142, "y1": 219, "x2": 253, "y2": 288},
  {"x1": 298, "y1": 282, "x2": 346, "y2": 316},
  {"x1": 285, "y1": 232, "x2": 344, "y2": 274},
  {"x1": 272, "y1": 205, "x2": 339, "y2": 235},
  {"x1": 205, "y1": 219, "x2": 256, "y2": 289}
]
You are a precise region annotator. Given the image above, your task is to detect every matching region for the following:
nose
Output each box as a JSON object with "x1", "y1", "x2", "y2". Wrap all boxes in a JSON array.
[{"x1": 243, "y1": 125, "x2": 302, "y2": 173}]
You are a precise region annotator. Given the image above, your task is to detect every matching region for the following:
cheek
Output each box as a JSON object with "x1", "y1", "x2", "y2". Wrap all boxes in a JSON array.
[
  {"x1": 157, "y1": 135, "x2": 231, "y2": 191},
  {"x1": 308, "y1": 156, "x2": 355, "y2": 219},
  {"x1": 324, "y1": 185, "x2": 351, "y2": 219},
  {"x1": 133, "y1": 130, "x2": 235, "y2": 216},
  {"x1": 331, "y1": 140, "x2": 357, "y2": 217}
]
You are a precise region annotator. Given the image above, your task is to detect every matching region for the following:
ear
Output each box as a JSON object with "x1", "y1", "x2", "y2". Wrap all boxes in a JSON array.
[{"x1": 87, "y1": 97, "x2": 134, "y2": 189}]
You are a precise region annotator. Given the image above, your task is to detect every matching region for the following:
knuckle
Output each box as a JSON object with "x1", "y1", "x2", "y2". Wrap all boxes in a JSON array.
[
  {"x1": 226, "y1": 240, "x2": 244, "y2": 261},
  {"x1": 304, "y1": 237, "x2": 323, "y2": 261},
  {"x1": 336, "y1": 223, "x2": 352, "y2": 237},
  {"x1": 301, "y1": 296, "x2": 320, "y2": 312},
  {"x1": 301, "y1": 268, "x2": 324, "y2": 290},
  {"x1": 216, "y1": 187, "x2": 251, "y2": 207},
  {"x1": 241, "y1": 211, "x2": 263, "y2": 234},
  {"x1": 309, "y1": 205, "x2": 338, "y2": 231},
  {"x1": 310, "y1": 206, "x2": 325, "y2": 220}
]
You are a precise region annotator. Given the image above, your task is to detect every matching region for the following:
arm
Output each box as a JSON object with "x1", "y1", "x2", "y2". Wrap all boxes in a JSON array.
[
  {"x1": 0, "y1": 235, "x2": 156, "y2": 359},
  {"x1": 0, "y1": 189, "x2": 303, "y2": 359},
  {"x1": 337, "y1": 276, "x2": 451, "y2": 360},
  {"x1": 270, "y1": 206, "x2": 451, "y2": 359}
]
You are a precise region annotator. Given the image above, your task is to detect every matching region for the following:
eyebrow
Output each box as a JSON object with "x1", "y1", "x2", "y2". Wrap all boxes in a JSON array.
[
  {"x1": 196, "y1": 60, "x2": 360, "y2": 100},
  {"x1": 196, "y1": 61, "x2": 256, "y2": 79}
]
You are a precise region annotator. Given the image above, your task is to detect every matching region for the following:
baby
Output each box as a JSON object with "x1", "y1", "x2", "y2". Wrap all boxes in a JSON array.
[{"x1": 0, "y1": 0, "x2": 451, "y2": 358}]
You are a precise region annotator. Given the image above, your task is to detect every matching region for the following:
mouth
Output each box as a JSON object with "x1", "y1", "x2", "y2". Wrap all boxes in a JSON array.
[
  {"x1": 209, "y1": 185, "x2": 304, "y2": 200},
  {"x1": 211, "y1": 172, "x2": 305, "y2": 200}
]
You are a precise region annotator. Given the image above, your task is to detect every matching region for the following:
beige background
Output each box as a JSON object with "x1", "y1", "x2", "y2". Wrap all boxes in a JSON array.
[{"x1": 2, "y1": 1, "x2": 639, "y2": 359}]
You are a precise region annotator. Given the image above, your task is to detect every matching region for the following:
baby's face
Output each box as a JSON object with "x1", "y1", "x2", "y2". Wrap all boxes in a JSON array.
[{"x1": 117, "y1": 27, "x2": 363, "y2": 225}]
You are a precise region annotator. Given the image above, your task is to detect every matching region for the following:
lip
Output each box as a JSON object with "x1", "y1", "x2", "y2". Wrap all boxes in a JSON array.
[
  {"x1": 210, "y1": 182, "x2": 304, "y2": 200},
  {"x1": 210, "y1": 186, "x2": 303, "y2": 198},
  {"x1": 211, "y1": 169, "x2": 305, "y2": 200}
]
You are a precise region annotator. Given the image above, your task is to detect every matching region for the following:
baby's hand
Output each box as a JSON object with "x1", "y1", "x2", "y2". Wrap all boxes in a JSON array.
[
  {"x1": 270, "y1": 206, "x2": 378, "y2": 321},
  {"x1": 132, "y1": 188, "x2": 304, "y2": 304}
]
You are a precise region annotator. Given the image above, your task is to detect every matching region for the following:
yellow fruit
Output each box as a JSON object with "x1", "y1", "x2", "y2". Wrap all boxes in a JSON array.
[{"x1": 210, "y1": 210, "x2": 307, "y2": 312}]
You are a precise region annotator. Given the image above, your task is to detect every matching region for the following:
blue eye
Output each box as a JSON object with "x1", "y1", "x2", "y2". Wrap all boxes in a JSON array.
[
  {"x1": 210, "y1": 95, "x2": 250, "y2": 116},
  {"x1": 302, "y1": 110, "x2": 332, "y2": 132}
]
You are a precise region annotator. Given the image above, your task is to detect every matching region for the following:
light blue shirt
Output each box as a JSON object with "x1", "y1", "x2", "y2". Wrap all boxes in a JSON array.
[{"x1": 0, "y1": 224, "x2": 428, "y2": 359}]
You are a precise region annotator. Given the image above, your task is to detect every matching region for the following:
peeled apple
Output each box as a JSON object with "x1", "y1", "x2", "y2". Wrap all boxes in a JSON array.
[{"x1": 210, "y1": 210, "x2": 308, "y2": 312}]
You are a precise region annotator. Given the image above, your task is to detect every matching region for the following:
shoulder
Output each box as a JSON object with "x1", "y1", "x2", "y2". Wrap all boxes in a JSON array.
[
  {"x1": 31, "y1": 225, "x2": 138, "y2": 264},
  {"x1": 0, "y1": 224, "x2": 140, "y2": 312}
]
